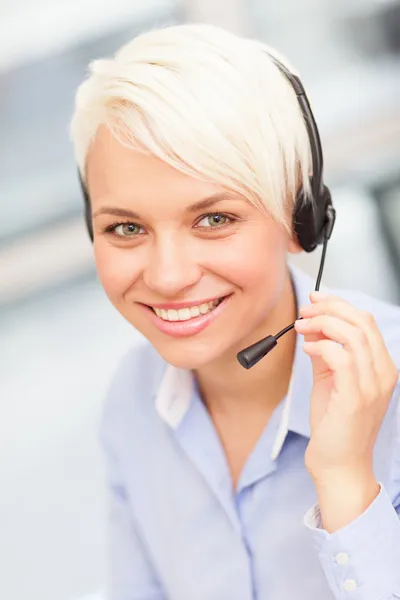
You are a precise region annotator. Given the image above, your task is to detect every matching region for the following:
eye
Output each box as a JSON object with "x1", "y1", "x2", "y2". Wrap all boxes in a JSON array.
[
  {"x1": 196, "y1": 213, "x2": 232, "y2": 228},
  {"x1": 104, "y1": 221, "x2": 145, "y2": 237}
]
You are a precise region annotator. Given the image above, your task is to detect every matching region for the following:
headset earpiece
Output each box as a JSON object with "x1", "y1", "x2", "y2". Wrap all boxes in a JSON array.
[
  {"x1": 78, "y1": 53, "x2": 335, "y2": 253},
  {"x1": 294, "y1": 182, "x2": 332, "y2": 253}
]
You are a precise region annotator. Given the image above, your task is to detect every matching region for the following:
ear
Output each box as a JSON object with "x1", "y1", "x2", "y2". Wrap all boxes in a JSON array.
[
  {"x1": 284, "y1": 194, "x2": 303, "y2": 255},
  {"x1": 288, "y1": 233, "x2": 303, "y2": 255}
]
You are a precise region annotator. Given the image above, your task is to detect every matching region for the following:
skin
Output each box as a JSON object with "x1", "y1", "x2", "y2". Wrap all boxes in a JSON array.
[
  {"x1": 296, "y1": 294, "x2": 398, "y2": 531},
  {"x1": 86, "y1": 124, "x2": 399, "y2": 532}
]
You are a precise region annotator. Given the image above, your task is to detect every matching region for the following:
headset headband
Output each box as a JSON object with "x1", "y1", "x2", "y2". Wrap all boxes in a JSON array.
[
  {"x1": 79, "y1": 54, "x2": 333, "y2": 252},
  {"x1": 269, "y1": 58, "x2": 324, "y2": 201}
]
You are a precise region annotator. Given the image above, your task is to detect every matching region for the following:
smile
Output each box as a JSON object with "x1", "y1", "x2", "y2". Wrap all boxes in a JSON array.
[
  {"x1": 143, "y1": 295, "x2": 232, "y2": 338},
  {"x1": 151, "y1": 298, "x2": 223, "y2": 322}
]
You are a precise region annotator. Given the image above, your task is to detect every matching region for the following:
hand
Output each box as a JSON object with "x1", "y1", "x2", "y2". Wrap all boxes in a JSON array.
[{"x1": 294, "y1": 291, "x2": 399, "y2": 531}]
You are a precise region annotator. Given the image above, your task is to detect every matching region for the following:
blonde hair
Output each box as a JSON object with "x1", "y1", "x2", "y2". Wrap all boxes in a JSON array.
[{"x1": 70, "y1": 23, "x2": 313, "y2": 230}]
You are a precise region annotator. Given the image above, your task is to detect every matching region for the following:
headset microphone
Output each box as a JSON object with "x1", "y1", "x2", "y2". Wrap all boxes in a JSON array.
[
  {"x1": 236, "y1": 55, "x2": 337, "y2": 369},
  {"x1": 236, "y1": 206, "x2": 335, "y2": 369},
  {"x1": 78, "y1": 53, "x2": 336, "y2": 369}
]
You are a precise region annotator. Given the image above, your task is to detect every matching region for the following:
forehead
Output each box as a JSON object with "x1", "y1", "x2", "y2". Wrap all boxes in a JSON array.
[{"x1": 86, "y1": 124, "x2": 222, "y2": 210}]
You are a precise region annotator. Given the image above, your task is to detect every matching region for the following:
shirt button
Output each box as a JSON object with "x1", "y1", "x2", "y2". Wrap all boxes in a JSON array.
[
  {"x1": 343, "y1": 579, "x2": 357, "y2": 592},
  {"x1": 335, "y1": 552, "x2": 350, "y2": 565}
]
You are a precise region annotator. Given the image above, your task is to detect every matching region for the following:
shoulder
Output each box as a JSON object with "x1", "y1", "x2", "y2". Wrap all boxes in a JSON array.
[
  {"x1": 327, "y1": 285, "x2": 400, "y2": 499},
  {"x1": 328, "y1": 284, "x2": 400, "y2": 369},
  {"x1": 99, "y1": 337, "x2": 168, "y2": 448},
  {"x1": 107, "y1": 337, "x2": 166, "y2": 398}
]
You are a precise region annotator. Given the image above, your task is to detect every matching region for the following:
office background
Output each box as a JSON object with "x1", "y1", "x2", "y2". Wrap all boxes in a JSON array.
[{"x1": 0, "y1": 1, "x2": 399, "y2": 598}]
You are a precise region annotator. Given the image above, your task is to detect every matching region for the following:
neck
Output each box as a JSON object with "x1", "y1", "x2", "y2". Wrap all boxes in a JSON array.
[{"x1": 194, "y1": 267, "x2": 298, "y2": 415}]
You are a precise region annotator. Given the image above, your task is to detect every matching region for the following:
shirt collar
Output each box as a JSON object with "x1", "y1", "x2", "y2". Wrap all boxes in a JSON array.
[
  {"x1": 155, "y1": 263, "x2": 318, "y2": 440},
  {"x1": 285, "y1": 264, "x2": 314, "y2": 440},
  {"x1": 155, "y1": 364, "x2": 193, "y2": 428}
]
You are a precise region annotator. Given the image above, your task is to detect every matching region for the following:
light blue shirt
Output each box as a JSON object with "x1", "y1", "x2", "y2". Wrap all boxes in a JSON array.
[{"x1": 99, "y1": 265, "x2": 400, "y2": 600}]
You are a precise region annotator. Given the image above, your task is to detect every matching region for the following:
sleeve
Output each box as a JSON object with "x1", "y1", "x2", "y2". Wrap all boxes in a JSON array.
[
  {"x1": 100, "y1": 424, "x2": 165, "y2": 600},
  {"x1": 304, "y1": 388, "x2": 400, "y2": 600}
]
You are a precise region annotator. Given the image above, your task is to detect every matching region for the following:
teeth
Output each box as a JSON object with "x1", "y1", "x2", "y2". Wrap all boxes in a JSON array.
[
  {"x1": 178, "y1": 308, "x2": 191, "y2": 321},
  {"x1": 190, "y1": 306, "x2": 200, "y2": 318},
  {"x1": 153, "y1": 298, "x2": 223, "y2": 322}
]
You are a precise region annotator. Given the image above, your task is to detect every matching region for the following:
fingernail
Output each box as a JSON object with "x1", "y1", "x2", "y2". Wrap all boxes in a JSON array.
[{"x1": 295, "y1": 318, "x2": 309, "y2": 326}]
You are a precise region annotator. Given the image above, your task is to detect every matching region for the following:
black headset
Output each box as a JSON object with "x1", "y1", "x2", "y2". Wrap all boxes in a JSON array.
[{"x1": 78, "y1": 54, "x2": 336, "y2": 369}]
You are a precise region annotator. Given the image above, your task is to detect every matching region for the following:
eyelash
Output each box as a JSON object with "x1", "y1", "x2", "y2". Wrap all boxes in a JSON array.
[
  {"x1": 103, "y1": 221, "x2": 143, "y2": 236},
  {"x1": 103, "y1": 212, "x2": 236, "y2": 238}
]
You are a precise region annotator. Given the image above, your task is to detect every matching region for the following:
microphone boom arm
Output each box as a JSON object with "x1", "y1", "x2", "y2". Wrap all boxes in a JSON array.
[{"x1": 236, "y1": 206, "x2": 336, "y2": 369}]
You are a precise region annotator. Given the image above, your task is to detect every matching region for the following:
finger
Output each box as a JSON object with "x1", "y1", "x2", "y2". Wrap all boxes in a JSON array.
[
  {"x1": 296, "y1": 315, "x2": 378, "y2": 398},
  {"x1": 300, "y1": 294, "x2": 391, "y2": 377},
  {"x1": 303, "y1": 339, "x2": 360, "y2": 407}
]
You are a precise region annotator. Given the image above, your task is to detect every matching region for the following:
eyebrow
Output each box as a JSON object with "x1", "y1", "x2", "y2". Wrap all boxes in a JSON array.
[{"x1": 92, "y1": 192, "x2": 242, "y2": 219}]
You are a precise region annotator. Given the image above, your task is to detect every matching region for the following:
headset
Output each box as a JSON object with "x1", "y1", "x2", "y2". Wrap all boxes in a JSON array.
[{"x1": 78, "y1": 54, "x2": 336, "y2": 370}]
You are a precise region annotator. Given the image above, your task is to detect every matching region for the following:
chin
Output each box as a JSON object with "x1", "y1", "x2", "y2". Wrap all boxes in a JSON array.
[{"x1": 154, "y1": 339, "x2": 230, "y2": 370}]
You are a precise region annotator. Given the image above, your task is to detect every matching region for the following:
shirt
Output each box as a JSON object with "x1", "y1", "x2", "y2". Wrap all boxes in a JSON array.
[{"x1": 99, "y1": 265, "x2": 400, "y2": 600}]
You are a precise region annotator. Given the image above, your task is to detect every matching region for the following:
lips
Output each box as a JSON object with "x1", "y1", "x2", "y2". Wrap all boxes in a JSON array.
[
  {"x1": 151, "y1": 298, "x2": 223, "y2": 322},
  {"x1": 149, "y1": 295, "x2": 225, "y2": 310},
  {"x1": 142, "y1": 294, "x2": 232, "y2": 338}
]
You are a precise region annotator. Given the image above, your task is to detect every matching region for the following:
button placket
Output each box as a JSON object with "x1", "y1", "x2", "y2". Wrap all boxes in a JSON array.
[
  {"x1": 335, "y1": 552, "x2": 350, "y2": 566},
  {"x1": 343, "y1": 579, "x2": 358, "y2": 593}
]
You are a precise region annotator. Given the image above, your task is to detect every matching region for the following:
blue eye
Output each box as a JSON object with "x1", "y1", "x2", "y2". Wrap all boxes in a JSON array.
[{"x1": 197, "y1": 213, "x2": 232, "y2": 228}]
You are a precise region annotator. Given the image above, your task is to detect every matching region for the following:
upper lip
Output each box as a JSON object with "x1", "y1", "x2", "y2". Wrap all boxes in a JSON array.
[{"x1": 145, "y1": 295, "x2": 229, "y2": 310}]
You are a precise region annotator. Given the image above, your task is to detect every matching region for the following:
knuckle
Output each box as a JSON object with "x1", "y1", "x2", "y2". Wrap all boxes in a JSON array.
[
  {"x1": 380, "y1": 365, "x2": 399, "y2": 395},
  {"x1": 320, "y1": 324, "x2": 330, "y2": 338},
  {"x1": 361, "y1": 310, "x2": 375, "y2": 326},
  {"x1": 357, "y1": 329, "x2": 368, "y2": 347},
  {"x1": 341, "y1": 351, "x2": 353, "y2": 369}
]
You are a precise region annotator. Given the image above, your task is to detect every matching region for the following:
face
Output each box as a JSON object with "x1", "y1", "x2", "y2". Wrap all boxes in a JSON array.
[{"x1": 86, "y1": 125, "x2": 301, "y2": 369}]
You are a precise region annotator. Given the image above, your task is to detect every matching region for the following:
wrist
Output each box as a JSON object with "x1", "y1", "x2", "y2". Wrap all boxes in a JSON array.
[{"x1": 312, "y1": 468, "x2": 380, "y2": 533}]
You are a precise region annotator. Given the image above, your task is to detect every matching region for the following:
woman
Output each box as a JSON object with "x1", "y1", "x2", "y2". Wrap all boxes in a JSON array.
[{"x1": 70, "y1": 23, "x2": 400, "y2": 600}]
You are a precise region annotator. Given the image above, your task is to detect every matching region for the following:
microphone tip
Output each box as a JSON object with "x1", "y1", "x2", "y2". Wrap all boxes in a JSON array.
[
  {"x1": 237, "y1": 352, "x2": 251, "y2": 369},
  {"x1": 237, "y1": 335, "x2": 278, "y2": 369}
]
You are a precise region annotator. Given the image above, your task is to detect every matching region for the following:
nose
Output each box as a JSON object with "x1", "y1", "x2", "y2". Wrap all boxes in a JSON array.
[{"x1": 142, "y1": 234, "x2": 202, "y2": 298}]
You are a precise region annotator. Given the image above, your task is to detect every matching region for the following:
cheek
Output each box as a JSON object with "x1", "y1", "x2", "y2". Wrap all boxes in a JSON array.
[
  {"x1": 208, "y1": 226, "x2": 288, "y2": 291},
  {"x1": 94, "y1": 243, "x2": 142, "y2": 300}
]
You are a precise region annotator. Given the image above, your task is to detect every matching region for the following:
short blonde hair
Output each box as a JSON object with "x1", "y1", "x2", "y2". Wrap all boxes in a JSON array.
[{"x1": 70, "y1": 23, "x2": 313, "y2": 230}]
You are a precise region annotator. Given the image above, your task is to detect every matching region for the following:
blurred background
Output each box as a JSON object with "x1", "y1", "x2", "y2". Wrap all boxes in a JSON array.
[{"x1": 0, "y1": 0, "x2": 399, "y2": 598}]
